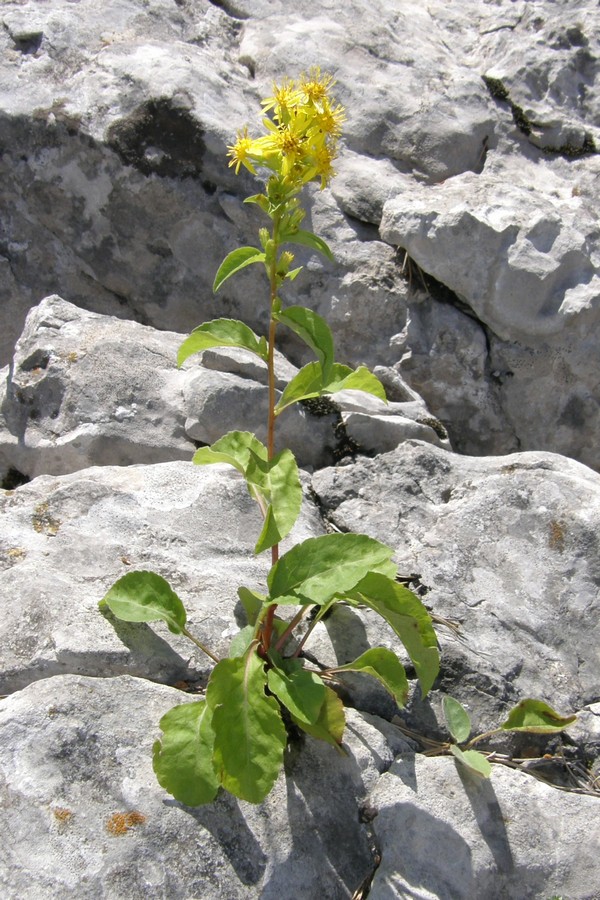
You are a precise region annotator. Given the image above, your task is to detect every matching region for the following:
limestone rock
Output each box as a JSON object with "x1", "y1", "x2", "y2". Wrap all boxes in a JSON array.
[
  {"x1": 0, "y1": 673, "x2": 405, "y2": 899},
  {"x1": 0, "y1": 460, "x2": 324, "y2": 694},
  {"x1": 312, "y1": 441, "x2": 600, "y2": 738},
  {"x1": 0, "y1": 296, "x2": 449, "y2": 483},
  {"x1": 2, "y1": 0, "x2": 599, "y2": 469},
  {"x1": 368, "y1": 755, "x2": 600, "y2": 900}
]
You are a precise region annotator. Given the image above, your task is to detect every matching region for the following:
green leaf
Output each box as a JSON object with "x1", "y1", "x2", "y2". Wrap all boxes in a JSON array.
[
  {"x1": 443, "y1": 696, "x2": 472, "y2": 743},
  {"x1": 213, "y1": 247, "x2": 266, "y2": 293},
  {"x1": 244, "y1": 193, "x2": 270, "y2": 214},
  {"x1": 348, "y1": 573, "x2": 439, "y2": 698},
  {"x1": 275, "y1": 361, "x2": 387, "y2": 414},
  {"x1": 267, "y1": 664, "x2": 325, "y2": 725},
  {"x1": 500, "y1": 699, "x2": 577, "y2": 734},
  {"x1": 246, "y1": 449, "x2": 303, "y2": 554},
  {"x1": 206, "y1": 651, "x2": 287, "y2": 803},
  {"x1": 193, "y1": 435, "x2": 302, "y2": 553},
  {"x1": 229, "y1": 625, "x2": 256, "y2": 658},
  {"x1": 99, "y1": 570, "x2": 186, "y2": 635},
  {"x1": 330, "y1": 647, "x2": 409, "y2": 708},
  {"x1": 281, "y1": 228, "x2": 334, "y2": 262},
  {"x1": 273, "y1": 306, "x2": 335, "y2": 382},
  {"x1": 193, "y1": 431, "x2": 267, "y2": 477},
  {"x1": 333, "y1": 365, "x2": 387, "y2": 403},
  {"x1": 268, "y1": 533, "x2": 397, "y2": 606},
  {"x1": 177, "y1": 319, "x2": 268, "y2": 366},
  {"x1": 237, "y1": 587, "x2": 266, "y2": 626},
  {"x1": 450, "y1": 745, "x2": 492, "y2": 777},
  {"x1": 290, "y1": 685, "x2": 346, "y2": 750},
  {"x1": 152, "y1": 701, "x2": 219, "y2": 806}
]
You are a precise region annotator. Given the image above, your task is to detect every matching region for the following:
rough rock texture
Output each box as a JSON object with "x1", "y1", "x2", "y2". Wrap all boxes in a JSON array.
[
  {"x1": 1, "y1": 0, "x2": 599, "y2": 467},
  {"x1": 0, "y1": 296, "x2": 449, "y2": 483},
  {"x1": 0, "y1": 459, "x2": 325, "y2": 694},
  {"x1": 2, "y1": 1, "x2": 600, "y2": 897},
  {"x1": 312, "y1": 440, "x2": 600, "y2": 736},
  {"x1": 0, "y1": 674, "x2": 411, "y2": 899},
  {"x1": 368, "y1": 755, "x2": 600, "y2": 900}
]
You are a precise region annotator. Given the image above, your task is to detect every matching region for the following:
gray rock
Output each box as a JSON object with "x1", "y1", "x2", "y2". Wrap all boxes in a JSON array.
[
  {"x1": 312, "y1": 441, "x2": 600, "y2": 737},
  {"x1": 368, "y1": 755, "x2": 600, "y2": 900},
  {"x1": 0, "y1": 673, "x2": 404, "y2": 899},
  {"x1": 2, "y1": 0, "x2": 599, "y2": 470},
  {"x1": 0, "y1": 460, "x2": 324, "y2": 694},
  {"x1": 0, "y1": 295, "x2": 194, "y2": 480},
  {"x1": 0, "y1": 296, "x2": 447, "y2": 482}
]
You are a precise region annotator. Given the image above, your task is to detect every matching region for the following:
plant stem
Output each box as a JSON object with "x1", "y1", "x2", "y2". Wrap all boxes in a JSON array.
[
  {"x1": 274, "y1": 605, "x2": 311, "y2": 653},
  {"x1": 182, "y1": 626, "x2": 221, "y2": 664},
  {"x1": 262, "y1": 213, "x2": 281, "y2": 652},
  {"x1": 465, "y1": 727, "x2": 503, "y2": 749}
]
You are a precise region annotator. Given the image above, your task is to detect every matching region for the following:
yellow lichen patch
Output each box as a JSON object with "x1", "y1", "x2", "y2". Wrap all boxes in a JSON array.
[
  {"x1": 106, "y1": 811, "x2": 147, "y2": 836},
  {"x1": 52, "y1": 807, "x2": 73, "y2": 826},
  {"x1": 549, "y1": 520, "x2": 566, "y2": 553},
  {"x1": 32, "y1": 502, "x2": 61, "y2": 536},
  {"x1": 7, "y1": 547, "x2": 27, "y2": 560},
  {"x1": 66, "y1": 351, "x2": 78, "y2": 363}
]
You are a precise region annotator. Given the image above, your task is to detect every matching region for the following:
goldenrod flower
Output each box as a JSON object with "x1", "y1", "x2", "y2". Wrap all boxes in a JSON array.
[
  {"x1": 227, "y1": 127, "x2": 258, "y2": 175},
  {"x1": 229, "y1": 70, "x2": 343, "y2": 190}
]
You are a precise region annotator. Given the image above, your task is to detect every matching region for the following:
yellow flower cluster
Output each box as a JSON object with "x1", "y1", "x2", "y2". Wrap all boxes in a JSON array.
[{"x1": 227, "y1": 68, "x2": 345, "y2": 190}]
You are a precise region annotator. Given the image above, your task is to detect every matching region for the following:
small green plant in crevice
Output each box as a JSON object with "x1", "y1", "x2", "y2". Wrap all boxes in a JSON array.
[
  {"x1": 99, "y1": 69, "x2": 441, "y2": 806},
  {"x1": 400, "y1": 696, "x2": 577, "y2": 780}
]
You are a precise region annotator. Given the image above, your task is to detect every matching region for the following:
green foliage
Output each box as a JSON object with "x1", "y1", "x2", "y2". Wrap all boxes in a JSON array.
[
  {"x1": 443, "y1": 695, "x2": 471, "y2": 743},
  {"x1": 329, "y1": 648, "x2": 409, "y2": 707},
  {"x1": 500, "y1": 699, "x2": 577, "y2": 733},
  {"x1": 100, "y1": 570, "x2": 186, "y2": 635},
  {"x1": 449, "y1": 744, "x2": 493, "y2": 778},
  {"x1": 213, "y1": 247, "x2": 265, "y2": 292},
  {"x1": 275, "y1": 361, "x2": 386, "y2": 414},
  {"x1": 441, "y1": 695, "x2": 576, "y2": 779},
  {"x1": 206, "y1": 651, "x2": 287, "y2": 802},
  {"x1": 153, "y1": 702, "x2": 219, "y2": 805},
  {"x1": 177, "y1": 318, "x2": 268, "y2": 366},
  {"x1": 98, "y1": 71, "x2": 575, "y2": 809},
  {"x1": 267, "y1": 533, "x2": 397, "y2": 605},
  {"x1": 193, "y1": 431, "x2": 302, "y2": 554},
  {"x1": 346, "y1": 573, "x2": 440, "y2": 697}
]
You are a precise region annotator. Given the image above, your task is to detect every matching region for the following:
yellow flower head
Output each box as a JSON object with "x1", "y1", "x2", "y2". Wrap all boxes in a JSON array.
[
  {"x1": 227, "y1": 127, "x2": 258, "y2": 175},
  {"x1": 229, "y1": 70, "x2": 344, "y2": 190}
]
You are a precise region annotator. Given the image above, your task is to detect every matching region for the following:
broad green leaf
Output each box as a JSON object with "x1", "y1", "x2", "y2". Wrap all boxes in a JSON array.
[
  {"x1": 99, "y1": 570, "x2": 186, "y2": 635},
  {"x1": 332, "y1": 365, "x2": 387, "y2": 403},
  {"x1": 237, "y1": 587, "x2": 266, "y2": 626},
  {"x1": 177, "y1": 319, "x2": 268, "y2": 366},
  {"x1": 291, "y1": 685, "x2": 346, "y2": 750},
  {"x1": 267, "y1": 533, "x2": 397, "y2": 606},
  {"x1": 273, "y1": 306, "x2": 335, "y2": 382},
  {"x1": 152, "y1": 701, "x2": 218, "y2": 805},
  {"x1": 267, "y1": 665, "x2": 325, "y2": 725},
  {"x1": 244, "y1": 193, "x2": 270, "y2": 214},
  {"x1": 193, "y1": 431, "x2": 267, "y2": 477},
  {"x1": 246, "y1": 449, "x2": 303, "y2": 554},
  {"x1": 213, "y1": 247, "x2": 265, "y2": 293},
  {"x1": 275, "y1": 361, "x2": 387, "y2": 414},
  {"x1": 348, "y1": 573, "x2": 439, "y2": 697},
  {"x1": 450, "y1": 745, "x2": 492, "y2": 778},
  {"x1": 500, "y1": 699, "x2": 577, "y2": 734},
  {"x1": 275, "y1": 361, "x2": 328, "y2": 412},
  {"x1": 206, "y1": 651, "x2": 287, "y2": 803},
  {"x1": 193, "y1": 435, "x2": 302, "y2": 553},
  {"x1": 443, "y1": 696, "x2": 472, "y2": 743},
  {"x1": 281, "y1": 228, "x2": 334, "y2": 262},
  {"x1": 229, "y1": 625, "x2": 255, "y2": 658},
  {"x1": 330, "y1": 647, "x2": 409, "y2": 708}
]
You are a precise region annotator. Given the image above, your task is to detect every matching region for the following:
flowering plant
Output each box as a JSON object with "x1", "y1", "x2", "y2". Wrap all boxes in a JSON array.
[{"x1": 99, "y1": 70, "x2": 441, "y2": 805}]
